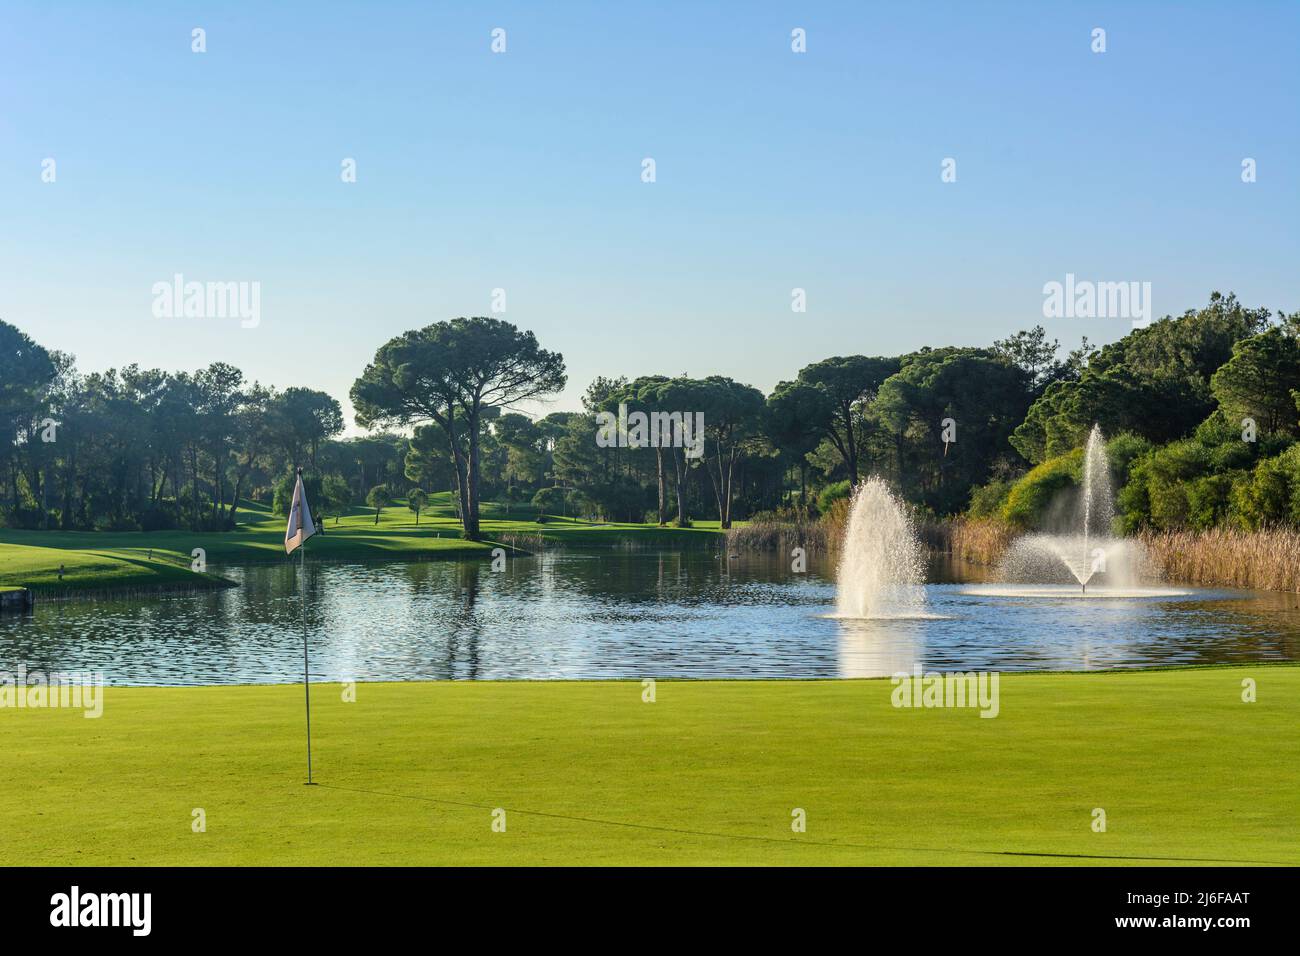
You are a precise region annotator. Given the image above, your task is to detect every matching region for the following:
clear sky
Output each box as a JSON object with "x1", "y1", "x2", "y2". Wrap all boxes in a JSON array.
[{"x1": 2, "y1": 1, "x2": 1296, "y2": 432}]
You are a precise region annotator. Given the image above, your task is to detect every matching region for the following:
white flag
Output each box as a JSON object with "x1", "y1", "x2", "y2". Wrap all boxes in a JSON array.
[{"x1": 284, "y1": 472, "x2": 317, "y2": 555}]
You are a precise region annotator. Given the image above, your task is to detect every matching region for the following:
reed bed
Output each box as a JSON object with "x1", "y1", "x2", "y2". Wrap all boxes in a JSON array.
[
  {"x1": 727, "y1": 507, "x2": 1018, "y2": 565},
  {"x1": 1139, "y1": 527, "x2": 1300, "y2": 592},
  {"x1": 725, "y1": 515, "x2": 832, "y2": 554},
  {"x1": 492, "y1": 532, "x2": 548, "y2": 554},
  {"x1": 919, "y1": 516, "x2": 1019, "y2": 567}
]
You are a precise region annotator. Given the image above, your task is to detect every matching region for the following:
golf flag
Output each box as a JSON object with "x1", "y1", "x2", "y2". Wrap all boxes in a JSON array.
[{"x1": 284, "y1": 470, "x2": 317, "y2": 555}]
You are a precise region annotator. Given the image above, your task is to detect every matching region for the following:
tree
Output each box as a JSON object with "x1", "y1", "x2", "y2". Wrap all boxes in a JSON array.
[
  {"x1": 405, "y1": 424, "x2": 456, "y2": 509},
  {"x1": 697, "y1": 377, "x2": 766, "y2": 528},
  {"x1": 0, "y1": 319, "x2": 56, "y2": 524},
  {"x1": 642, "y1": 376, "x2": 764, "y2": 528},
  {"x1": 321, "y1": 473, "x2": 352, "y2": 526},
  {"x1": 605, "y1": 376, "x2": 671, "y2": 523},
  {"x1": 492, "y1": 412, "x2": 547, "y2": 510},
  {"x1": 271, "y1": 387, "x2": 344, "y2": 470},
  {"x1": 992, "y1": 326, "x2": 1090, "y2": 396},
  {"x1": 1012, "y1": 293, "x2": 1271, "y2": 463},
  {"x1": 795, "y1": 355, "x2": 900, "y2": 485},
  {"x1": 765, "y1": 380, "x2": 833, "y2": 509},
  {"x1": 366, "y1": 484, "x2": 391, "y2": 524},
  {"x1": 636, "y1": 377, "x2": 699, "y2": 526},
  {"x1": 532, "y1": 485, "x2": 565, "y2": 517},
  {"x1": 224, "y1": 383, "x2": 274, "y2": 527},
  {"x1": 352, "y1": 318, "x2": 565, "y2": 540},
  {"x1": 407, "y1": 487, "x2": 427, "y2": 524},
  {"x1": 872, "y1": 347, "x2": 1031, "y2": 514},
  {"x1": 1210, "y1": 325, "x2": 1300, "y2": 435}
]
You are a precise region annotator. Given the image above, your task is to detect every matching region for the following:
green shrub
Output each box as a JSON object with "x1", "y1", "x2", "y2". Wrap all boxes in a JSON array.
[
  {"x1": 816, "y1": 480, "x2": 852, "y2": 515},
  {"x1": 1105, "y1": 432, "x2": 1153, "y2": 482},
  {"x1": 1117, "y1": 454, "x2": 1153, "y2": 533},
  {"x1": 1144, "y1": 439, "x2": 1212, "y2": 529},
  {"x1": 968, "y1": 478, "x2": 1015, "y2": 519},
  {"x1": 272, "y1": 472, "x2": 323, "y2": 517},
  {"x1": 531, "y1": 487, "x2": 565, "y2": 515},
  {"x1": 1186, "y1": 474, "x2": 1235, "y2": 529},
  {"x1": 1001, "y1": 449, "x2": 1082, "y2": 529},
  {"x1": 1233, "y1": 455, "x2": 1290, "y2": 530}
]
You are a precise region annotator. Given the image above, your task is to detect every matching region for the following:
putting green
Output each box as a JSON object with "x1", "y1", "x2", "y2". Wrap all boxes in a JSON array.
[{"x1": 0, "y1": 667, "x2": 1294, "y2": 866}]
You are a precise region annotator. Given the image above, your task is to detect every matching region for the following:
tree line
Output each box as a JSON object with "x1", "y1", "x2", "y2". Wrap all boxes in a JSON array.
[{"x1": 3, "y1": 292, "x2": 1297, "y2": 539}]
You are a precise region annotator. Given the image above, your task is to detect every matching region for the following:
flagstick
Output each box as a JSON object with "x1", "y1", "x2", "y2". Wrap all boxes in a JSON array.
[{"x1": 302, "y1": 535, "x2": 314, "y2": 785}]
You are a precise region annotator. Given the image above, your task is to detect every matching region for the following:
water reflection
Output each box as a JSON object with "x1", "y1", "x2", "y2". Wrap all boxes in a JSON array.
[
  {"x1": 837, "y1": 621, "x2": 922, "y2": 678},
  {"x1": 0, "y1": 551, "x2": 1296, "y2": 685}
]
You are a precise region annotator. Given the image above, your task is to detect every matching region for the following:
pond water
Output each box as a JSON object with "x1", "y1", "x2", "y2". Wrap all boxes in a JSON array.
[{"x1": 1, "y1": 550, "x2": 1297, "y2": 685}]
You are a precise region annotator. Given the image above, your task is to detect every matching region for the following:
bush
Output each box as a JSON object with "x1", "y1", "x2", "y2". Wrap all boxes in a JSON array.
[
  {"x1": 321, "y1": 475, "x2": 352, "y2": 517},
  {"x1": 1186, "y1": 474, "x2": 1235, "y2": 529},
  {"x1": 1001, "y1": 449, "x2": 1082, "y2": 529},
  {"x1": 1145, "y1": 439, "x2": 1212, "y2": 529},
  {"x1": 816, "y1": 480, "x2": 852, "y2": 515},
  {"x1": 531, "y1": 486, "x2": 565, "y2": 515},
  {"x1": 366, "y1": 484, "x2": 392, "y2": 510},
  {"x1": 1231, "y1": 457, "x2": 1289, "y2": 530},
  {"x1": 273, "y1": 472, "x2": 324, "y2": 517},
  {"x1": 138, "y1": 505, "x2": 179, "y2": 532},
  {"x1": 1117, "y1": 454, "x2": 1153, "y2": 533},
  {"x1": 968, "y1": 479, "x2": 1014, "y2": 519},
  {"x1": 1105, "y1": 432, "x2": 1153, "y2": 483}
]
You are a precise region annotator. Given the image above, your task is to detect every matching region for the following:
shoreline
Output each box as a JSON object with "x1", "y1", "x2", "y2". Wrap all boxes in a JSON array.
[
  {"x1": 0, "y1": 518, "x2": 726, "y2": 605},
  {"x1": 49, "y1": 659, "x2": 1300, "y2": 691}
]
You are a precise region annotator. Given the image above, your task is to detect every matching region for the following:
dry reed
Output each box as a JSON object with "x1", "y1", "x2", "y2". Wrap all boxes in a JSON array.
[
  {"x1": 919, "y1": 516, "x2": 1018, "y2": 566},
  {"x1": 1138, "y1": 527, "x2": 1300, "y2": 592},
  {"x1": 725, "y1": 515, "x2": 831, "y2": 554}
]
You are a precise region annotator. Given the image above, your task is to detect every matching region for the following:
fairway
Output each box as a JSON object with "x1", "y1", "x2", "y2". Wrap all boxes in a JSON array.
[
  {"x1": 0, "y1": 493, "x2": 724, "y2": 595},
  {"x1": 2, "y1": 666, "x2": 1295, "y2": 866}
]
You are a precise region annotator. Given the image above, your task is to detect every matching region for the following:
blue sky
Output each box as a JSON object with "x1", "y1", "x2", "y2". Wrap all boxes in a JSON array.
[{"x1": 2, "y1": 1, "x2": 1296, "y2": 430}]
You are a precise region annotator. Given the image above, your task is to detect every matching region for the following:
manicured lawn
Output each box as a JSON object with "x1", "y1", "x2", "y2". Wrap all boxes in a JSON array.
[
  {"x1": 1, "y1": 666, "x2": 1294, "y2": 866},
  {"x1": 0, "y1": 539, "x2": 235, "y2": 592},
  {"x1": 0, "y1": 494, "x2": 725, "y2": 593}
]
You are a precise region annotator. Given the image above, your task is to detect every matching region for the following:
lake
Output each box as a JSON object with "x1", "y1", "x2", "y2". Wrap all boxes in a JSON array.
[{"x1": 1, "y1": 550, "x2": 1298, "y2": 685}]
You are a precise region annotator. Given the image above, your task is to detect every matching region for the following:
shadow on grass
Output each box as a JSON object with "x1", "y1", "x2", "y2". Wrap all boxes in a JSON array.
[{"x1": 315, "y1": 783, "x2": 1293, "y2": 866}]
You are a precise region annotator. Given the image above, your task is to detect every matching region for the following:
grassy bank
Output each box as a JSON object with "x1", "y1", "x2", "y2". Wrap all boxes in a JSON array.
[
  {"x1": 0, "y1": 493, "x2": 727, "y2": 596},
  {"x1": 1, "y1": 667, "x2": 1294, "y2": 866},
  {"x1": 0, "y1": 501, "x2": 491, "y2": 595}
]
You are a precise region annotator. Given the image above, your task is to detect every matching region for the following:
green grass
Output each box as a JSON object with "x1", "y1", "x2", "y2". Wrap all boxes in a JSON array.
[
  {"x1": 2, "y1": 666, "x2": 1295, "y2": 866},
  {"x1": 0, "y1": 493, "x2": 726, "y2": 594}
]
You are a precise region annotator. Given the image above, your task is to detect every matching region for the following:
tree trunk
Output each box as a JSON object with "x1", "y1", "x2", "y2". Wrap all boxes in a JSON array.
[
  {"x1": 705, "y1": 452, "x2": 725, "y2": 527},
  {"x1": 673, "y1": 449, "x2": 687, "y2": 525},
  {"x1": 445, "y1": 417, "x2": 473, "y2": 537},
  {"x1": 655, "y1": 448, "x2": 666, "y2": 525},
  {"x1": 188, "y1": 446, "x2": 200, "y2": 530},
  {"x1": 722, "y1": 449, "x2": 737, "y2": 529},
  {"x1": 464, "y1": 402, "x2": 482, "y2": 540}
]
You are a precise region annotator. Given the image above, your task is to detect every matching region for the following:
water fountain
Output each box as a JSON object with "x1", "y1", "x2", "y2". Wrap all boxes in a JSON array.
[
  {"x1": 983, "y1": 424, "x2": 1171, "y2": 598},
  {"x1": 834, "y1": 476, "x2": 926, "y2": 618}
]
